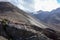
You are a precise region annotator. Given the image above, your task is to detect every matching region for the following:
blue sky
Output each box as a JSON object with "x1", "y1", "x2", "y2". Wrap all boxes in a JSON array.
[
  {"x1": 0, "y1": 0, "x2": 60, "y2": 12},
  {"x1": 57, "y1": 0, "x2": 60, "y2": 3}
]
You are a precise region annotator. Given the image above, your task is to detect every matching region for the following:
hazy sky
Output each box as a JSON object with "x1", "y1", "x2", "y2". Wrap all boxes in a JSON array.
[
  {"x1": 0, "y1": 0, "x2": 60, "y2": 12},
  {"x1": 34, "y1": 0, "x2": 60, "y2": 11}
]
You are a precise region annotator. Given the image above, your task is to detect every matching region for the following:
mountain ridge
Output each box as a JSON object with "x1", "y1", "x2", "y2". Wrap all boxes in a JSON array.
[{"x1": 33, "y1": 8, "x2": 60, "y2": 31}]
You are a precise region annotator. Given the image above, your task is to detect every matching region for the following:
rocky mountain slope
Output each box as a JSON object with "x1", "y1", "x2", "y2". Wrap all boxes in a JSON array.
[
  {"x1": 0, "y1": 18, "x2": 60, "y2": 40},
  {"x1": 0, "y1": 2, "x2": 60, "y2": 40}
]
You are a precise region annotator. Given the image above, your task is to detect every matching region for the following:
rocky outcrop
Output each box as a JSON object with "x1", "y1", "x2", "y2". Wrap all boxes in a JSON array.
[
  {"x1": 0, "y1": 19, "x2": 52, "y2": 40},
  {"x1": 0, "y1": 19, "x2": 60, "y2": 40},
  {"x1": 42, "y1": 28, "x2": 60, "y2": 40}
]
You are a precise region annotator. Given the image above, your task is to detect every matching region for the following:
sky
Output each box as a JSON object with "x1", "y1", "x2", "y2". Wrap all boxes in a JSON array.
[
  {"x1": 57, "y1": 0, "x2": 60, "y2": 3},
  {"x1": 9, "y1": 0, "x2": 34, "y2": 12},
  {"x1": 34, "y1": 0, "x2": 60, "y2": 11},
  {"x1": 0, "y1": 0, "x2": 60, "y2": 12}
]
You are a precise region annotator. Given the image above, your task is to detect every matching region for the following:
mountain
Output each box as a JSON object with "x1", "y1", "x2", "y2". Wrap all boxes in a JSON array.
[
  {"x1": 0, "y1": 2, "x2": 58, "y2": 40},
  {"x1": 0, "y1": 2, "x2": 48, "y2": 28},
  {"x1": 33, "y1": 8, "x2": 60, "y2": 32},
  {"x1": 32, "y1": 10, "x2": 50, "y2": 23}
]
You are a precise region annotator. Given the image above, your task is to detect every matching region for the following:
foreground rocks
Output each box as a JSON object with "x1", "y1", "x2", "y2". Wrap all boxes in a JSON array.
[
  {"x1": 0, "y1": 19, "x2": 60, "y2": 40},
  {"x1": 43, "y1": 28, "x2": 60, "y2": 40}
]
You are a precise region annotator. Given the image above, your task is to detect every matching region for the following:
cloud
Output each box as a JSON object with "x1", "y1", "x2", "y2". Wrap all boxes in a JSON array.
[
  {"x1": 8, "y1": 0, "x2": 60, "y2": 12},
  {"x1": 21, "y1": 0, "x2": 34, "y2": 12},
  {"x1": 9, "y1": 0, "x2": 25, "y2": 10},
  {"x1": 9, "y1": 0, "x2": 34, "y2": 12},
  {"x1": 23, "y1": 0, "x2": 33, "y2": 4},
  {"x1": 34, "y1": 0, "x2": 60, "y2": 11}
]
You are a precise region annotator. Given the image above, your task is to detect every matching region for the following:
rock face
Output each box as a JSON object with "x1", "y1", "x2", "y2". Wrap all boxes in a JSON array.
[
  {"x1": 43, "y1": 28, "x2": 60, "y2": 40},
  {"x1": 0, "y1": 19, "x2": 51, "y2": 40},
  {"x1": 0, "y1": 23, "x2": 36, "y2": 40},
  {"x1": 0, "y1": 19, "x2": 60, "y2": 40}
]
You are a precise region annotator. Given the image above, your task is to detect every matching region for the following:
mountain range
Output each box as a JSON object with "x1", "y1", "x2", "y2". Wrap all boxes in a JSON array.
[{"x1": 33, "y1": 8, "x2": 60, "y2": 31}]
